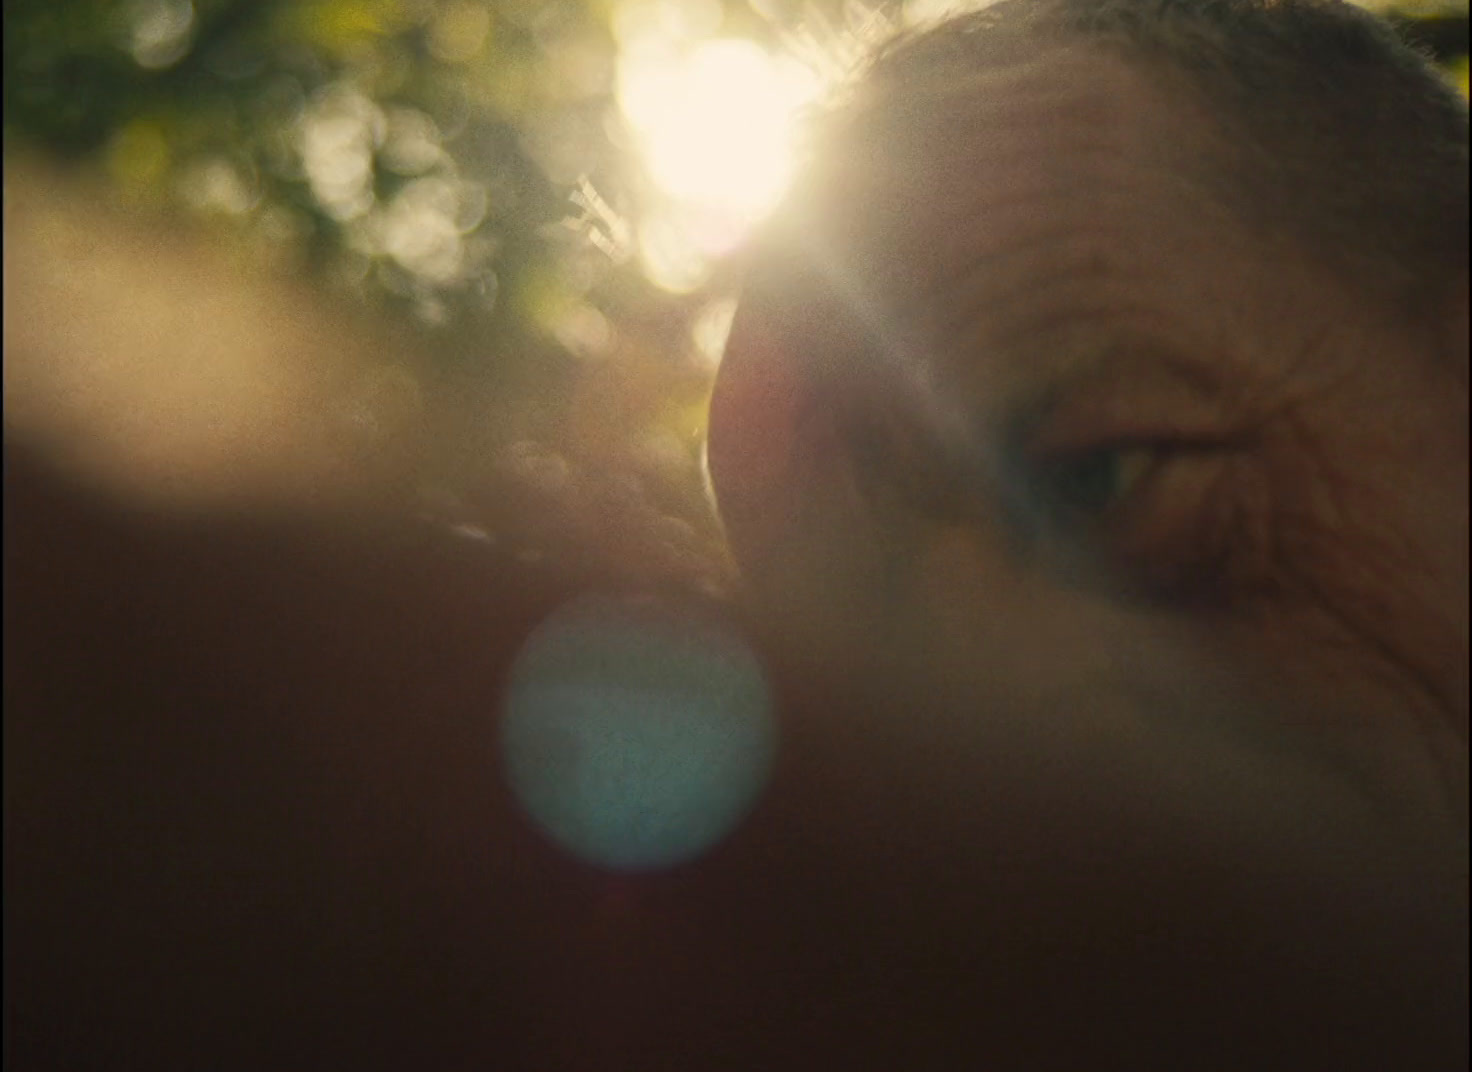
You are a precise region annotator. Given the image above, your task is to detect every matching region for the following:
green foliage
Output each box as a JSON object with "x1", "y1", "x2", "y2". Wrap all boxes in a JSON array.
[{"x1": 5, "y1": 0, "x2": 631, "y2": 362}]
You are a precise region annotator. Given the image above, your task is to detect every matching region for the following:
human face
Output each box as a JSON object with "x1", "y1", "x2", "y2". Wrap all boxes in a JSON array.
[
  {"x1": 709, "y1": 48, "x2": 1469, "y2": 831},
  {"x1": 7, "y1": 45, "x2": 1467, "y2": 1072}
]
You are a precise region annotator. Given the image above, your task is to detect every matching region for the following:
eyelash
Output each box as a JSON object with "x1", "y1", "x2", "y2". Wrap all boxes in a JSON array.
[
  {"x1": 842, "y1": 410, "x2": 1221, "y2": 613},
  {"x1": 842, "y1": 400, "x2": 1163, "y2": 531}
]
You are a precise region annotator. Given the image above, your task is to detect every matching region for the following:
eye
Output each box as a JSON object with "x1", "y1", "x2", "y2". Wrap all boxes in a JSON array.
[{"x1": 1030, "y1": 445, "x2": 1157, "y2": 524}]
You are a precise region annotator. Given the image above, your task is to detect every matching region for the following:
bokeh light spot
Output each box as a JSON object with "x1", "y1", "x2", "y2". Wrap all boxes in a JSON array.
[
  {"x1": 428, "y1": 0, "x2": 493, "y2": 64},
  {"x1": 126, "y1": 0, "x2": 196, "y2": 70},
  {"x1": 501, "y1": 593, "x2": 776, "y2": 871}
]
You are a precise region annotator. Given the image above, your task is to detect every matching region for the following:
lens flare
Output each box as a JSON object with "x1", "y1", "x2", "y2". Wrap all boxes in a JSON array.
[
  {"x1": 501, "y1": 593, "x2": 776, "y2": 871},
  {"x1": 619, "y1": 39, "x2": 820, "y2": 226}
]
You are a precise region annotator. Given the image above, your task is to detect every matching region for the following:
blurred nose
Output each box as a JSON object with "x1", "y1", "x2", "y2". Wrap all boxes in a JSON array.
[
  {"x1": 705, "y1": 312, "x2": 809, "y2": 575},
  {"x1": 707, "y1": 310, "x2": 897, "y2": 663}
]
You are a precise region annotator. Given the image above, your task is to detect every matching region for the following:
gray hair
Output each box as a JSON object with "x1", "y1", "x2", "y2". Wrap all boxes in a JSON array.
[{"x1": 801, "y1": 0, "x2": 1469, "y2": 325}]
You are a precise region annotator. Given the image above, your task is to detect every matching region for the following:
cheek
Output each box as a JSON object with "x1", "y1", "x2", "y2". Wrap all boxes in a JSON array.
[
  {"x1": 891, "y1": 523, "x2": 1201, "y2": 746},
  {"x1": 1163, "y1": 414, "x2": 1470, "y2": 825}
]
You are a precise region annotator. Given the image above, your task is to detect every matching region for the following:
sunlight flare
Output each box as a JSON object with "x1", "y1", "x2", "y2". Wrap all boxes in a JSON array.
[{"x1": 619, "y1": 39, "x2": 821, "y2": 229}]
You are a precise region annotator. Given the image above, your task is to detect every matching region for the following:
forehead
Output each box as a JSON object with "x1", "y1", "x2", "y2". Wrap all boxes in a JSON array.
[
  {"x1": 784, "y1": 48, "x2": 1298, "y2": 398},
  {"x1": 811, "y1": 49, "x2": 1217, "y2": 275}
]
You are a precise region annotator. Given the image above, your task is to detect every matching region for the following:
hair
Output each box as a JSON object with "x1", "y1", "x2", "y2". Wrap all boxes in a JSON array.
[{"x1": 792, "y1": 0, "x2": 1469, "y2": 327}]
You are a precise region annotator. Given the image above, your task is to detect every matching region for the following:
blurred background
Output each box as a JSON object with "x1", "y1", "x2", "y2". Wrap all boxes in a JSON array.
[{"x1": 4, "y1": 0, "x2": 1467, "y2": 591}]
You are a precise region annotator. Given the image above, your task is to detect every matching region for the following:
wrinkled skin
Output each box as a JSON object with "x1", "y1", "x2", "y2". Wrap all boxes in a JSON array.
[
  {"x1": 711, "y1": 50, "x2": 1468, "y2": 833},
  {"x1": 6, "y1": 49, "x2": 1468, "y2": 1072}
]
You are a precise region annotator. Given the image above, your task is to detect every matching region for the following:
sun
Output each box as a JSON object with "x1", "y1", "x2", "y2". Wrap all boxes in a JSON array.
[{"x1": 619, "y1": 38, "x2": 822, "y2": 233}]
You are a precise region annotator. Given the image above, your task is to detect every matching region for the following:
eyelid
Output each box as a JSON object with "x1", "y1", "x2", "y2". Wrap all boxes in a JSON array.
[
  {"x1": 1006, "y1": 342, "x2": 1250, "y2": 457},
  {"x1": 1019, "y1": 392, "x2": 1236, "y2": 454}
]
